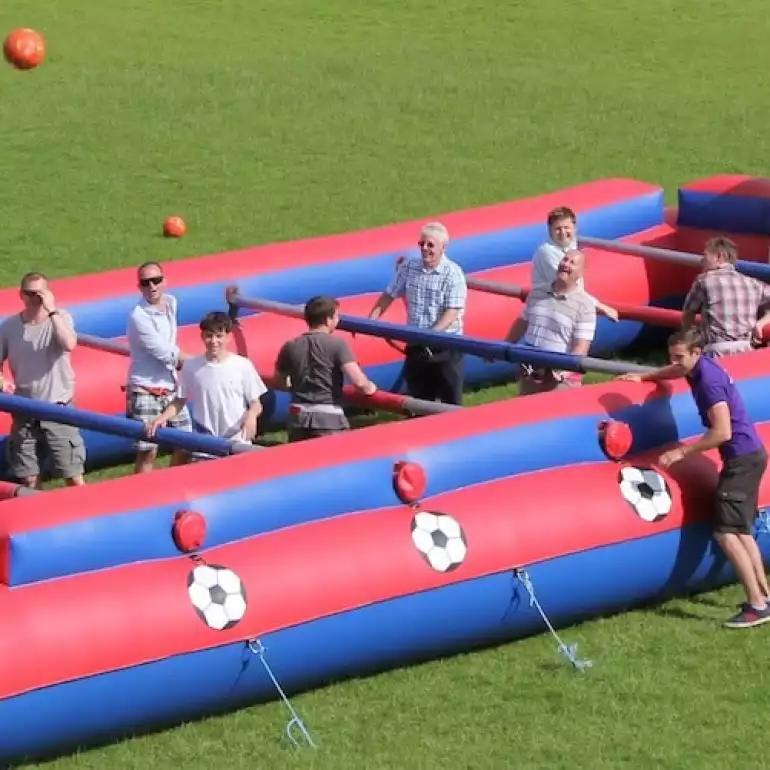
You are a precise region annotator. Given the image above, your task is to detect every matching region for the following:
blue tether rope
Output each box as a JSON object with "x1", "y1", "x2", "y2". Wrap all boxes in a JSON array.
[
  {"x1": 514, "y1": 568, "x2": 593, "y2": 671},
  {"x1": 247, "y1": 639, "x2": 317, "y2": 749}
]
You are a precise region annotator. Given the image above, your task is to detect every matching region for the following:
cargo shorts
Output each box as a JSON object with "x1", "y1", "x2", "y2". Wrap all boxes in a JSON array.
[
  {"x1": 7, "y1": 412, "x2": 86, "y2": 480},
  {"x1": 126, "y1": 388, "x2": 192, "y2": 452}
]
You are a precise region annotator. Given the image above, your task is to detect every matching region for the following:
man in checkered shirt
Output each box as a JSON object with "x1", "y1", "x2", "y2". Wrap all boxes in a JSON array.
[
  {"x1": 682, "y1": 236, "x2": 770, "y2": 357},
  {"x1": 367, "y1": 222, "x2": 468, "y2": 405}
]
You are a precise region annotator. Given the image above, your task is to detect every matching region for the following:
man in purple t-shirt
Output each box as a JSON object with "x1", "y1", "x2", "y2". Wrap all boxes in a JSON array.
[{"x1": 619, "y1": 328, "x2": 770, "y2": 629}]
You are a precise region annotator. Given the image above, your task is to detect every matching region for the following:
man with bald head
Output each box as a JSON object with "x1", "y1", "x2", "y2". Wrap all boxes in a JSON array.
[{"x1": 505, "y1": 250, "x2": 597, "y2": 395}]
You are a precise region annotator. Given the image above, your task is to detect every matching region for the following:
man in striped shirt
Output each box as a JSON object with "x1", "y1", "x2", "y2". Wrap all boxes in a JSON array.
[
  {"x1": 682, "y1": 236, "x2": 770, "y2": 357},
  {"x1": 505, "y1": 250, "x2": 596, "y2": 395},
  {"x1": 368, "y1": 222, "x2": 467, "y2": 405}
]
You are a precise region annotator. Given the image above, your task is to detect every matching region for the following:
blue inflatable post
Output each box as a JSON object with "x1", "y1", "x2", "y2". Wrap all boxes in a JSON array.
[
  {"x1": 230, "y1": 292, "x2": 655, "y2": 377},
  {"x1": 579, "y1": 235, "x2": 770, "y2": 283},
  {"x1": 0, "y1": 394, "x2": 260, "y2": 457}
]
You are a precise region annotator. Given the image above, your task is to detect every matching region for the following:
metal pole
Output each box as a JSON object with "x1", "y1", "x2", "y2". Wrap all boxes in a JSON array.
[
  {"x1": 232, "y1": 293, "x2": 655, "y2": 376},
  {"x1": 466, "y1": 276, "x2": 527, "y2": 300},
  {"x1": 77, "y1": 333, "x2": 130, "y2": 356},
  {"x1": 468, "y1": 275, "x2": 687, "y2": 329},
  {"x1": 0, "y1": 393, "x2": 260, "y2": 457},
  {"x1": 579, "y1": 235, "x2": 770, "y2": 283}
]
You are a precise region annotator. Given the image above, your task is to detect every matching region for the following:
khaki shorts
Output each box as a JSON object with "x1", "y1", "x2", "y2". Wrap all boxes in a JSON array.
[{"x1": 7, "y1": 414, "x2": 86, "y2": 480}]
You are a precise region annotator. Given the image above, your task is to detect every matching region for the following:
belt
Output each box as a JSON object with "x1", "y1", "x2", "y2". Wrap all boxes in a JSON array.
[
  {"x1": 289, "y1": 403, "x2": 345, "y2": 415},
  {"x1": 519, "y1": 364, "x2": 581, "y2": 385},
  {"x1": 123, "y1": 384, "x2": 175, "y2": 397}
]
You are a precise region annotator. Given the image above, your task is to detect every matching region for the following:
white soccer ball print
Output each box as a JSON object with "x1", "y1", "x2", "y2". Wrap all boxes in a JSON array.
[
  {"x1": 410, "y1": 511, "x2": 468, "y2": 573},
  {"x1": 187, "y1": 563, "x2": 248, "y2": 631},
  {"x1": 618, "y1": 466, "x2": 673, "y2": 522}
]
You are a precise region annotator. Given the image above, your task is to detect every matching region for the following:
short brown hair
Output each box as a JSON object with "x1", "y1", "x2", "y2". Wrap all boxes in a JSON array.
[
  {"x1": 668, "y1": 327, "x2": 703, "y2": 351},
  {"x1": 304, "y1": 295, "x2": 339, "y2": 328},
  {"x1": 199, "y1": 311, "x2": 233, "y2": 334},
  {"x1": 704, "y1": 236, "x2": 738, "y2": 265},
  {"x1": 547, "y1": 206, "x2": 577, "y2": 228},
  {"x1": 20, "y1": 271, "x2": 47, "y2": 290}
]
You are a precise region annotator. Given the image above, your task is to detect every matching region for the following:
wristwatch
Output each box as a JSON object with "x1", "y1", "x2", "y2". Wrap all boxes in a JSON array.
[{"x1": 48, "y1": 310, "x2": 59, "y2": 317}]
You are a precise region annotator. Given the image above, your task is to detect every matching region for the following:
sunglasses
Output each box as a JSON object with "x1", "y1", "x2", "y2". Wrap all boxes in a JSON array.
[
  {"x1": 139, "y1": 275, "x2": 164, "y2": 288},
  {"x1": 21, "y1": 290, "x2": 41, "y2": 299},
  {"x1": 418, "y1": 240, "x2": 438, "y2": 249}
]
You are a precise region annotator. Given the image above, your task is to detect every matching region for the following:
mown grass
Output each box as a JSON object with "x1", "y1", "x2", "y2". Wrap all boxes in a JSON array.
[{"x1": 2, "y1": 0, "x2": 770, "y2": 767}]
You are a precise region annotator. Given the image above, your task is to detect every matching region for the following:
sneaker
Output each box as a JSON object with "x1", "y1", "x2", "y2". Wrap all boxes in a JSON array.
[{"x1": 724, "y1": 604, "x2": 770, "y2": 629}]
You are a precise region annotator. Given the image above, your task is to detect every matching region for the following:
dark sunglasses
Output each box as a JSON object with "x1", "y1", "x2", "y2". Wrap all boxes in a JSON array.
[
  {"x1": 418, "y1": 239, "x2": 438, "y2": 249},
  {"x1": 139, "y1": 275, "x2": 164, "y2": 287}
]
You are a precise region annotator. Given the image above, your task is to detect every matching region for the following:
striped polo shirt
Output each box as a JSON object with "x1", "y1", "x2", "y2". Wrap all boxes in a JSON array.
[{"x1": 521, "y1": 284, "x2": 597, "y2": 353}]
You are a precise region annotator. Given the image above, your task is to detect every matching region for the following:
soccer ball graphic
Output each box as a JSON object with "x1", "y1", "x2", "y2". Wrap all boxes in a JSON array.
[
  {"x1": 187, "y1": 563, "x2": 248, "y2": 631},
  {"x1": 410, "y1": 511, "x2": 468, "y2": 573},
  {"x1": 618, "y1": 466, "x2": 673, "y2": 522}
]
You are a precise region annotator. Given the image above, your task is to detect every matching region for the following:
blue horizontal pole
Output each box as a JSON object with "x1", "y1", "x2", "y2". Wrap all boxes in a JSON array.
[
  {"x1": 0, "y1": 394, "x2": 260, "y2": 457},
  {"x1": 232, "y1": 295, "x2": 654, "y2": 376},
  {"x1": 579, "y1": 235, "x2": 770, "y2": 283}
]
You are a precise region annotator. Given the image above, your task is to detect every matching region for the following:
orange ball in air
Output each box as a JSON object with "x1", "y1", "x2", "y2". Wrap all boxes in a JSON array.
[
  {"x1": 163, "y1": 216, "x2": 187, "y2": 238},
  {"x1": 3, "y1": 28, "x2": 46, "y2": 71}
]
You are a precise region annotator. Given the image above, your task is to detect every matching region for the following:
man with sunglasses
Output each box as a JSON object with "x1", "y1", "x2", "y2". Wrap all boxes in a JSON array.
[
  {"x1": 367, "y1": 222, "x2": 467, "y2": 405},
  {"x1": 0, "y1": 272, "x2": 86, "y2": 488},
  {"x1": 126, "y1": 261, "x2": 192, "y2": 472}
]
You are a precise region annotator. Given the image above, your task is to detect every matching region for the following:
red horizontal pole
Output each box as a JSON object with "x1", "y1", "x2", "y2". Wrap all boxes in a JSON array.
[{"x1": 468, "y1": 276, "x2": 693, "y2": 329}]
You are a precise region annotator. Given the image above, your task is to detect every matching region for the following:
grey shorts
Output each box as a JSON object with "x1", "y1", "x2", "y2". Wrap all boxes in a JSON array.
[
  {"x1": 126, "y1": 389, "x2": 192, "y2": 452},
  {"x1": 7, "y1": 415, "x2": 86, "y2": 480}
]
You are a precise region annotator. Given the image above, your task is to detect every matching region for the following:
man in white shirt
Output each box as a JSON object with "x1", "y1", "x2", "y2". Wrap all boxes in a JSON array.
[
  {"x1": 126, "y1": 261, "x2": 192, "y2": 473},
  {"x1": 146, "y1": 311, "x2": 267, "y2": 458},
  {"x1": 531, "y1": 206, "x2": 619, "y2": 322}
]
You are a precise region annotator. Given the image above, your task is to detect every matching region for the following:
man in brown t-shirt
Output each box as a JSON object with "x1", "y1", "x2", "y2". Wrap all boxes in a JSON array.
[{"x1": 275, "y1": 296, "x2": 377, "y2": 442}]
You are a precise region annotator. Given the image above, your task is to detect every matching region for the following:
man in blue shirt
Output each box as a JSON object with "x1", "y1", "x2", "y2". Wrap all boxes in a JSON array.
[
  {"x1": 126, "y1": 261, "x2": 193, "y2": 473},
  {"x1": 620, "y1": 328, "x2": 770, "y2": 628}
]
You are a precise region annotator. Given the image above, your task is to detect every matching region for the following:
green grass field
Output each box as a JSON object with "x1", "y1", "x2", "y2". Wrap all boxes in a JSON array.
[{"x1": 3, "y1": 0, "x2": 770, "y2": 767}]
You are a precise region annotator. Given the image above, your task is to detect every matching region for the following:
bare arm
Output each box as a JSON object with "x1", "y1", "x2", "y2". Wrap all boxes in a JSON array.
[
  {"x1": 368, "y1": 292, "x2": 395, "y2": 320},
  {"x1": 146, "y1": 397, "x2": 187, "y2": 436},
  {"x1": 342, "y1": 361, "x2": 376, "y2": 395},
  {"x1": 681, "y1": 309, "x2": 697, "y2": 330},
  {"x1": 505, "y1": 317, "x2": 528, "y2": 344},
  {"x1": 681, "y1": 402, "x2": 731, "y2": 457},
  {"x1": 49, "y1": 311, "x2": 78, "y2": 352}
]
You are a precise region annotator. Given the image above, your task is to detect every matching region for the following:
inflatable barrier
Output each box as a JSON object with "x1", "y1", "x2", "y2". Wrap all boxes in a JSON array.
[
  {"x1": 3, "y1": 176, "x2": 770, "y2": 762},
  {"x1": 678, "y1": 175, "x2": 770, "y2": 236},
  {"x1": 2, "y1": 343, "x2": 770, "y2": 762},
  {"x1": 4, "y1": 175, "x2": 770, "y2": 477}
]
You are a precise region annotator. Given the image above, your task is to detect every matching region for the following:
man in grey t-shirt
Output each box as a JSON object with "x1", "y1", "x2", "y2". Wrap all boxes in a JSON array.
[
  {"x1": 0, "y1": 272, "x2": 86, "y2": 487},
  {"x1": 275, "y1": 295, "x2": 377, "y2": 442}
]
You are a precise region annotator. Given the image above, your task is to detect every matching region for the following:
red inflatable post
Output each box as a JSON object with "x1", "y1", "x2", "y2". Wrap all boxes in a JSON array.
[
  {"x1": 393, "y1": 461, "x2": 427, "y2": 504},
  {"x1": 172, "y1": 510, "x2": 207, "y2": 553}
]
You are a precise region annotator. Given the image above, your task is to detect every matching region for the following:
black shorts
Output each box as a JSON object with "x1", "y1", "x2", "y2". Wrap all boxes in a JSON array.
[{"x1": 714, "y1": 449, "x2": 768, "y2": 535}]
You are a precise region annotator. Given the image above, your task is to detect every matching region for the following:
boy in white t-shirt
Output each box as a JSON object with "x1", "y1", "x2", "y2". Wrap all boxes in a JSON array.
[
  {"x1": 531, "y1": 206, "x2": 619, "y2": 322},
  {"x1": 146, "y1": 311, "x2": 267, "y2": 456}
]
